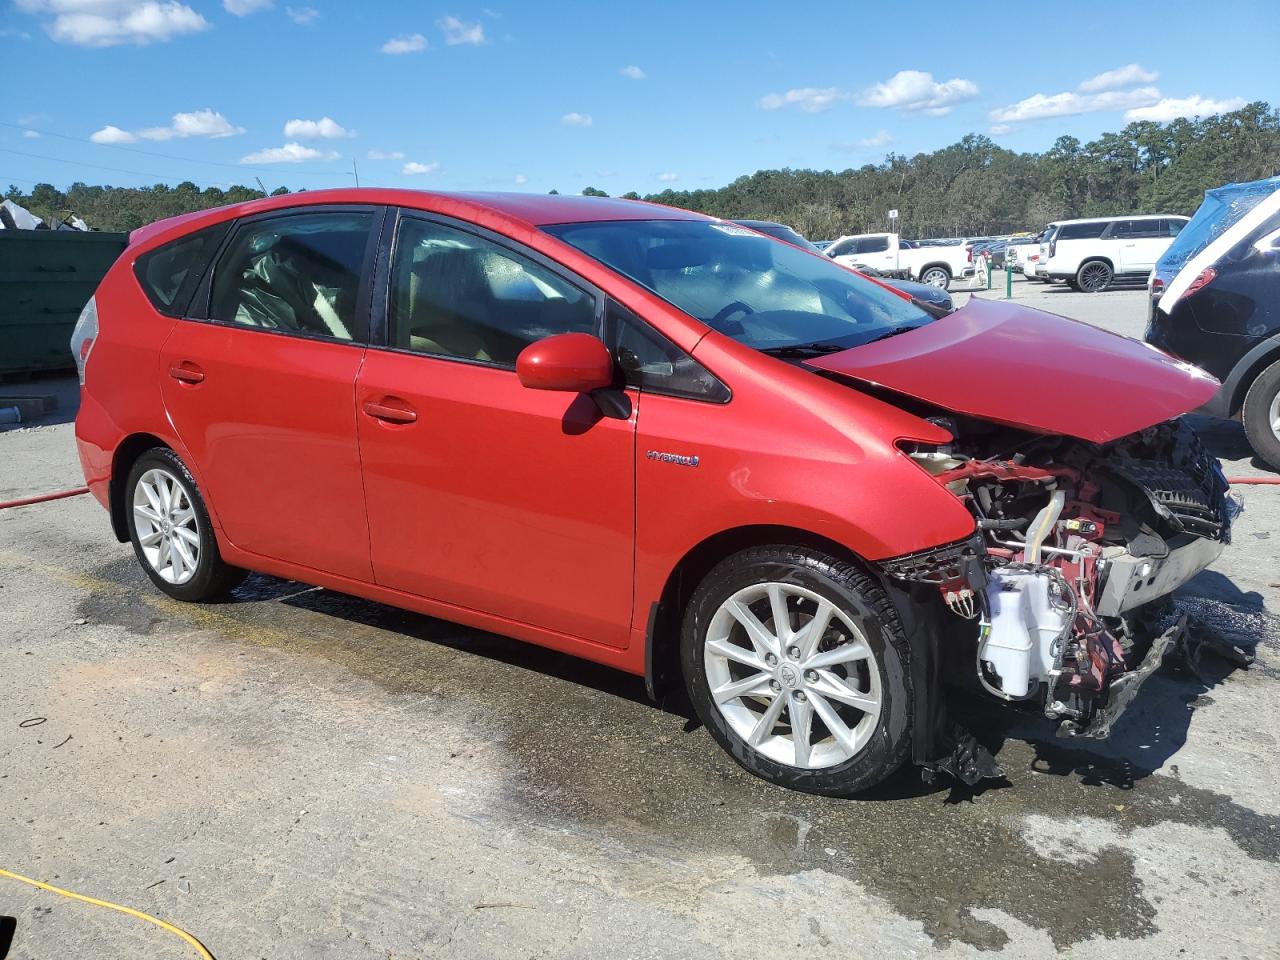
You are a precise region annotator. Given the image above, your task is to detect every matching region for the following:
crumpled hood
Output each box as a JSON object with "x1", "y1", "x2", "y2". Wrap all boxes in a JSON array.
[{"x1": 805, "y1": 297, "x2": 1219, "y2": 444}]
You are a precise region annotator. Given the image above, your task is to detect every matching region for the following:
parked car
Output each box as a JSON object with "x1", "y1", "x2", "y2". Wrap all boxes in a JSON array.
[
  {"x1": 1003, "y1": 236, "x2": 1040, "y2": 268},
  {"x1": 73, "y1": 189, "x2": 1234, "y2": 795},
  {"x1": 1040, "y1": 215, "x2": 1189, "y2": 292},
  {"x1": 1145, "y1": 175, "x2": 1280, "y2": 469},
  {"x1": 733, "y1": 220, "x2": 953, "y2": 311},
  {"x1": 825, "y1": 232, "x2": 974, "y2": 289}
]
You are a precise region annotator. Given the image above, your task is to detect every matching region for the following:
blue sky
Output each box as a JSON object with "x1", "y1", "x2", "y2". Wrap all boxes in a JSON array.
[{"x1": 2, "y1": 0, "x2": 1276, "y2": 195}]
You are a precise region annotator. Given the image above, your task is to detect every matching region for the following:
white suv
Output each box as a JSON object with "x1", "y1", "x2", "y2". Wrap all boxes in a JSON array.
[{"x1": 1041, "y1": 215, "x2": 1189, "y2": 292}]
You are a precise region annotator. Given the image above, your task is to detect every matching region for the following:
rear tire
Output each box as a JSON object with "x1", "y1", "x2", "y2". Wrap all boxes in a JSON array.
[
  {"x1": 126, "y1": 448, "x2": 246, "y2": 602},
  {"x1": 920, "y1": 266, "x2": 951, "y2": 290},
  {"x1": 1075, "y1": 260, "x2": 1113, "y2": 293},
  {"x1": 1241, "y1": 359, "x2": 1280, "y2": 472},
  {"x1": 680, "y1": 545, "x2": 913, "y2": 796}
]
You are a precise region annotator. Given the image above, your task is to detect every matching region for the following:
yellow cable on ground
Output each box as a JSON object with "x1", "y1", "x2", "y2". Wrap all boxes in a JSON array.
[{"x1": 0, "y1": 867, "x2": 215, "y2": 959}]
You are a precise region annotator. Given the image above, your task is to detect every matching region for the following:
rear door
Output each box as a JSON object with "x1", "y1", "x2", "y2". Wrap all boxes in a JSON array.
[
  {"x1": 354, "y1": 211, "x2": 637, "y2": 645},
  {"x1": 1113, "y1": 219, "x2": 1164, "y2": 274},
  {"x1": 159, "y1": 205, "x2": 384, "y2": 582}
]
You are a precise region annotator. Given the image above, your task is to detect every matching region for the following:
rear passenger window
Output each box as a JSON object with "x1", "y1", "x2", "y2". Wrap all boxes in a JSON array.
[
  {"x1": 390, "y1": 218, "x2": 597, "y2": 367},
  {"x1": 1163, "y1": 218, "x2": 1186, "y2": 237},
  {"x1": 860, "y1": 236, "x2": 890, "y2": 253},
  {"x1": 135, "y1": 222, "x2": 230, "y2": 317},
  {"x1": 209, "y1": 210, "x2": 374, "y2": 341}
]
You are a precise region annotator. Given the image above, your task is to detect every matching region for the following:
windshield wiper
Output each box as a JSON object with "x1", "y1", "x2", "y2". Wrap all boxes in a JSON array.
[
  {"x1": 863, "y1": 325, "x2": 927, "y2": 345},
  {"x1": 759, "y1": 341, "x2": 849, "y2": 358}
]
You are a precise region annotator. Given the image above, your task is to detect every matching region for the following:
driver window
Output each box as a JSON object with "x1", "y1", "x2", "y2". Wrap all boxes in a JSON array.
[
  {"x1": 390, "y1": 218, "x2": 597, "y2": 366},
  {"x1": 209, "y1": 210, "x2": 373, "y2": 341}
]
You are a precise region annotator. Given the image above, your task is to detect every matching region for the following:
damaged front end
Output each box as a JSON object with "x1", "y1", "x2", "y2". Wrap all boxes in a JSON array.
[{"x1": 883, "y1": 417, "x2": 1241, "y2": 751}]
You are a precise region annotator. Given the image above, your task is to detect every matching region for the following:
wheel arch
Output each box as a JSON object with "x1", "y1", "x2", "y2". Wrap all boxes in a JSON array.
[
  {"x1": 644, "y1": 524, "x2": 872, "y2": 703},
  {"x1": 108, "y1": 433, "x2": 170, "y2": 542},
  {"x1": 918, "y1": 262, "x2": 953, "y2": 279},
  {"x1": 1224, "y1": 337, "x2": 1280, "y2": 417},
  {"x1": 1077, "y1": 255, "x2": 1115, "y2": 272}
]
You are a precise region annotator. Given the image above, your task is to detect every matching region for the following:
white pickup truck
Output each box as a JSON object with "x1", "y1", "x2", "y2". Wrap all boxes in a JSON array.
[{"x1": 825, "y1": 233, "x2": 974, "y2": 290}]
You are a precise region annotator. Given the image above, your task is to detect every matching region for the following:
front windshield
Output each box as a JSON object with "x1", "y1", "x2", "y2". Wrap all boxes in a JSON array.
[
  {"x1": 1157, "y1": 176, "x2": 1279, "y2": 277},
  {"x1": 544, "y1": 219, "x2": 933, "y2": 353}
]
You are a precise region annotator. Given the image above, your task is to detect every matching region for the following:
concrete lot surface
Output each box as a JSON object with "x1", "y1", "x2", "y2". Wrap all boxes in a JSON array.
[{"x1": 1, "y1": 284, "x2": 1278, "y2": 958}]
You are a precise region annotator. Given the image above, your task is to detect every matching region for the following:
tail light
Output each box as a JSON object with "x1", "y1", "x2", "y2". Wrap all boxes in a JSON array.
[
  {"x1": 1049, "y1": 236, "x2": 1057, "y2": 258},
  {"x1": 1150, "y1": 276, "x2": 1165, "y2": 296},
  {"x1": 70, "y1": 295, "x2": 98, "y2": 386},
  {"x1": 966, "y1": 246, "x2": 973, "y2": 263},
  {"x1": 1181, "y1": 267, "x2": 1216, "y2": 300}
]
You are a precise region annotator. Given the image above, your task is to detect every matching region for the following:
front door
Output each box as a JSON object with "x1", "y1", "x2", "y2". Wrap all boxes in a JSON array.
[
  {"x1": 159, "y1": 206, "x2": 382, "y2": 582},
  {"x1": 355, "y1": 214, "x2": 636, "y2": 645}
]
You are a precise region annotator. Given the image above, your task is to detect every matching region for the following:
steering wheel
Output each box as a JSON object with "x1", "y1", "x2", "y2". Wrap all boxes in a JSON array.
[{"x1": 709, "y1": 300, "x2": 755, "y2": 330}]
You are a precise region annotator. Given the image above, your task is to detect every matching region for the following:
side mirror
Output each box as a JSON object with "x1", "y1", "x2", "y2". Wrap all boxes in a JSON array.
[{"x1": 516, "y1": 333, "x2": 614, "y2": 393}]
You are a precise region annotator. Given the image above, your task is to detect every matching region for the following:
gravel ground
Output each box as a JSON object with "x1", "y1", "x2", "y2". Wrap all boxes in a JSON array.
[{"x1": 1, "y1": 285, "x2": 1277, "y2": 959}]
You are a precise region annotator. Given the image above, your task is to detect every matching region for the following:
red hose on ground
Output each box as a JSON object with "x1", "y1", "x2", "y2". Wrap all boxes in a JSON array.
[
  {"x1": 0, "y1": 487, "x2": 90, "y2": 510},
  {"x1": 1228, "y1": 477, "x2": 1280, "y2": 485}
]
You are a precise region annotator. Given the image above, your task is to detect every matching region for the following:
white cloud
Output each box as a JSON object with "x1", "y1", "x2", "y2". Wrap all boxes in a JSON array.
[
  {"x1": 284, "y1": 116, "x2": 355, "y2": 139},
  {"x1": 22, "y1": 129, "x2": 41, "y2": 138},
  {"x1": 858, "y1": 129, "x2": 893, "y2": 148},
  {"x1": 561, "y1": 112, "x2": 593, "y2": 127},
  {"x1": 656, "y1": 172, "x2": 678, "y2": 182},
  {"x1": 437, "y1": 14, "x2": 484, "y2": 45},
  {"x1": 16, "y1": 0, "x2": 210, "y2": 46},
  {"x1": 619, "y1": 65, "x2": 645, "y2": 80},
  {"x1": 89, "y1": 124, "x2": 137, "y2": 144},
  {"x1": 223, "y1": 0, "x2": 271, "y2": 15},
  {"x1": 241, "y1": 142, "x2": 339, "y2": 164},
  {"x1": 381, "y1": 32, "x2": 425, "y2": 54},
  {"x1": 366, "y1": 149, "x2": 405, "y2": 160},
  {"x1": 1124, "y1": 95, "x2": 1247, "y2": 123},
  {"x1": 513, "y1": 174, "x2": 527, "y2": 184},
  {"x1": 758, "y1": 87, "x2": 844, "y2": 113},
  {"x1": 138, "y1": 109, "x2": 244, "y2": 140},
  {"x1": 857, "y1": 70, "x2": 978, "y2": 114},
  {"x1": 1078, "y1": 64, "x2": 1158, "y2": 94},
  {"x1": 989, "y1": 123, "x2": 1013, "y2": 135},
  {"x1": 285, "y1": 5, "x2": 317, "y2": 23},
  {"x1": 402, "y1": 161, "x2": 440, "y2": 175},
  {"x1": 989, "y1": 86, "x2": 1161, "y2": 123}
]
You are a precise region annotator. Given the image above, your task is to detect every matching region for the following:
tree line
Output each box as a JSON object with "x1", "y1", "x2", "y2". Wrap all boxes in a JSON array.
[{"x1": 7, "y1": 101, "x2": 1279, "y2": 239}]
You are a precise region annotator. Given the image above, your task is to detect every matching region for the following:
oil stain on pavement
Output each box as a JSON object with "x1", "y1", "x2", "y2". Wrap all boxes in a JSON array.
[{"x1": 74, "y1": 558, "x2": 1280, "y2": 951}]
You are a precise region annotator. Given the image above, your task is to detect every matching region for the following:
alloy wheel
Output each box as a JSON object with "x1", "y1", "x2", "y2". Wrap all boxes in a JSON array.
[
  {"x1": 921, "y1": 268, "x2": 948, "y2": 288},
  {"x1": 1078, "y1": 261, "x2": 1112, "y2": 292},
  {"x1": 703, "y1": 582, "x2": 882, "y2": 769},
  {"x1": 132, "y1": 468, "x2": 200, "y2": 585},
  {"x1": 1270, "y1": 390, "x2": 1280, "y2": 443}
]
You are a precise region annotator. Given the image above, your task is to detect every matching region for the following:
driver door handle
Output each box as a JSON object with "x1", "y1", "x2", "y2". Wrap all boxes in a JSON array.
[{"x1": 363, "y1": 398, "x2": 417, "y2": 424}]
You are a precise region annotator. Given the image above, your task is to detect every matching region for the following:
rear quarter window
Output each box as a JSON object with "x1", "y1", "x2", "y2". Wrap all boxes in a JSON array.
[
  {"x1": 134, "y1": 222, "x2": 231, "y2": 317},
  {"x1": 1058, "y1": 222, "x2": 1108, "y2": 241}
]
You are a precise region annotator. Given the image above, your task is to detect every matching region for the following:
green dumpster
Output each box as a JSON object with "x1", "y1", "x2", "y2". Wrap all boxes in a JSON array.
[{"x1": 0, "y1": 230, "x2": 128, "y2": 375}]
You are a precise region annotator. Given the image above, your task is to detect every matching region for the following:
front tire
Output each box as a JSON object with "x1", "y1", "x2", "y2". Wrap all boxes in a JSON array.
[
  {"x1": 681, "y1": 546, "x2": 913, "y2": 796},
  {"x1": 126, "y1": 448, "x2": 246, "y2": 601},
  {"x1": 1242, "y1": 359, "x2": 1280, "y2": 471}
]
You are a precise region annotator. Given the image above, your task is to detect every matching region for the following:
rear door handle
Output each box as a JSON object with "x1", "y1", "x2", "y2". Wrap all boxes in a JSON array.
[
  {"x1": 362, "y1": 398, "x2": 417, "y2": 424},
  {"x1": 168, "y1": 361, "x2": 205, "y2": 384}
]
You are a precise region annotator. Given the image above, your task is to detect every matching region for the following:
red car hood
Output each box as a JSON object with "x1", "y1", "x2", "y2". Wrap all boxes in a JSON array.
[{"x1": 805, "y1": 297, "x2": 1219, "y2": 443}]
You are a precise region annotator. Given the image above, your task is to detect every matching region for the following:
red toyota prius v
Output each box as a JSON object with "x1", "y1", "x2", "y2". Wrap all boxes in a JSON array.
[{"x1": 72, "y1": 189, "x2": 1235, "y2": 794}]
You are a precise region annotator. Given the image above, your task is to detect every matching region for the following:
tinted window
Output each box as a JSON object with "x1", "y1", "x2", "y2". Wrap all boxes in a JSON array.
[
  {"x1": 827, "y1": 238, "x2": 856, "y2": 257},
  {"x1": 1163, "y1": 218, "x2": 1186, "y2": 237},
  {"x1": 135, "y1": 222, "x2": 230, "y2": 317},
  {"x1": 1058, "y1": 222, "x2": 1108, "y2": 240},
  {"x1": 860, "y1": 236, "x2": 890, "y2": 253},
  {"x1": 545, "y1": 219, "x2": 933, "y2": 353},
  {"x1": 391, "y1": 218, "x2": 597, "y2": 366},
  {"x1": 209, "y1": 211, "x2": 373, "y2": 341},
  {"x1": 610, "y1": 302, "x2": 729, "y2": 402}
]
